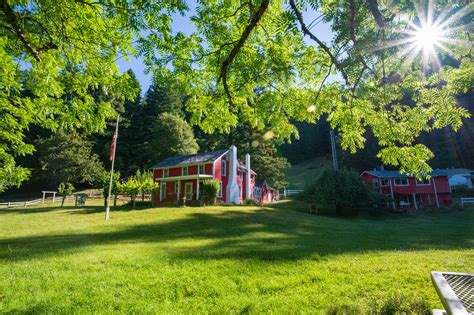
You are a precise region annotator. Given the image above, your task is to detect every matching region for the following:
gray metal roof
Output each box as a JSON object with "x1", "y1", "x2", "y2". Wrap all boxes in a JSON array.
[
  {"x1": 150, "y1": 150, "x2": 228, "y2": 168},
  {"x1": 364, "y1": 168, "x2": 473, "y2": 178}
]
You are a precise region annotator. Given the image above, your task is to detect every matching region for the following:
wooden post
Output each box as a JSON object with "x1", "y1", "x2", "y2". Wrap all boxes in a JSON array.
[
  {"x1": 432, "y1": 178, "x2": 440, "y2": 208},
  {"x1": 389, "y1": 178, "x2": 395, "y2": 210},
  {"x1": 42, "y1": 191, "x2": 46, "y2": 204},
  {"x1": 160, "y1": 181, "x2": 163, "y2": 202},
  {"x1": 413, "y1": 193, "x2": 418, "y2": 211},
  {"x1": 177, "y1": 180, "x2": 180, "y2": 201},
  {"x1": 196, "y1": 178, "x2": 200, "y2": 200},
  {"x1": 52, "y1": 192, "x2": 56, "y2": 203}
]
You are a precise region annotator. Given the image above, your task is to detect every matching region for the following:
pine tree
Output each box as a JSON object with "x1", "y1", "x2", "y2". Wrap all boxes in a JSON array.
[{"x1": 147, "y1": 113, "x2": 199, "y2": 165}]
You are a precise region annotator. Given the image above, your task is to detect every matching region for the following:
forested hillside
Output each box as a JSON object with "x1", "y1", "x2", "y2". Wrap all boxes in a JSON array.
[{"x1": 281, "y1": 92, "x2": 474, "y2": 172}]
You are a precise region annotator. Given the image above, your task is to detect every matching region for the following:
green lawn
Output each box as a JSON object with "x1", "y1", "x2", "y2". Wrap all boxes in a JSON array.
[
  {"x1": 285, "y1": 158, "x2": 331, "y2": 189},
  {"x1": 1, "y1": 201, "x2": 473, "y2": 313}
]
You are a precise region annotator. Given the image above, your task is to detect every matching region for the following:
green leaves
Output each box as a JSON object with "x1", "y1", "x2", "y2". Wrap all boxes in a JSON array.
[
  {"x1": 0, "y1": 0, "x2": 184, "y2": 190},
  {"x1": 377, "y1": 145, "x2": 434, "y2": 177},
  {"x1": 141, "y1": 0, "x2": 472, "y2": 176}
]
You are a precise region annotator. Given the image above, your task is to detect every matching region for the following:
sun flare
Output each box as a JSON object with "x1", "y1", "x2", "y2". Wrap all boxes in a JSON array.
[
  {"x1": 368, "y1": 1, "x2": 472, "y2": 69},
  {"x1": 413, "y1": 23, "x2": 442, "y2": 55}
]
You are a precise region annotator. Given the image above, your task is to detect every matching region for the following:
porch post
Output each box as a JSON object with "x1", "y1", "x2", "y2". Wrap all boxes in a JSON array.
[
  {"x1": 389, "y1": 178, "x2": 395, "y2": 210},
  {"x1": 432, "y1": 178, "x2": 440, "y2": 208},
  {"x1": 196, "y1": 178, "x2": 200, "y2": 200},
  {"x1": 160, "y1": 180, "x2": 163, "y2": 202},
  {"x1": 177, "y1": 180, "x2": 180, "y2": 201},
  {"x1": 413, "y1": 193, "x2": 418, "y2": 211}
]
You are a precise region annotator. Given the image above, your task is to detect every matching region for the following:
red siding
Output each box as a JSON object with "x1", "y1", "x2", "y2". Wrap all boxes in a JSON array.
[
  {"x1": 361, "y1": 172, "x2": 452, "y2": 208},
  {"x1": 213, "y1": 155, "x2": 229, "y2": 202},
  {"x1": 152, "y1": 151, "x2": 259, "y2": 204}
]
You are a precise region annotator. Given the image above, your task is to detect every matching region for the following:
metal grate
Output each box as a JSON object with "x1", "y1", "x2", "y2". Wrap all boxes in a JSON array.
[{"x1": 443, "y1": 273, "x2": 474, "y2": 313}]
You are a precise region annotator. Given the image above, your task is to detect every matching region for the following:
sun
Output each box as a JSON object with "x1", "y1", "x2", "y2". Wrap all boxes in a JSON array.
[
  {"x1": 413, "y1": 23, "x2": 442, "y2": 55},
  {"x1": 369, "y1": 1, "x2": 472, "y2": 69}
]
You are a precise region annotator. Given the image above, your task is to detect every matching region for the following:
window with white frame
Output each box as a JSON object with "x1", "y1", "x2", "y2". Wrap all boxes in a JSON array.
[
  {"x1": 394, "y1": 178, "x2": 409, "y2": 186},
  {"x1": 182, "y1": 166, "x2": 188, "y2": 176},
  {"x1": 416, "y1": 178, "x2": 431, "y2": 186},
  {"x1": 372, "y1": 179, "x2": 379, "y2": 188},
  {"x1": 217, "y1": 181, "x2": 222, "y2": 197},
  {"x1": 381, "y1": 179, "x2": 390, "y2": 186},
  {"x1": 163, "y1": 169, "x2": 169, "y2": 178},
  {"x1": 221, "y1": 160, "x2": 226, "y2": 176},
  {"x1": 199, "y1": 164, "x2": 204, "y2": 175}
]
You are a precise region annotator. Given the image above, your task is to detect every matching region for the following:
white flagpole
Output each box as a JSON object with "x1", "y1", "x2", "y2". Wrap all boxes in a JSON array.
[{"x1": 105, "y1": 114, "x2": 119, "y2": 220}]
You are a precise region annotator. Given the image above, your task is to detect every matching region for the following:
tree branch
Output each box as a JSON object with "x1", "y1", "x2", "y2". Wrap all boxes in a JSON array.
[
  {"x1": 218, "y1": 0, "x2": 270, "y2": 106},
  {"x1": 348, "y1": 0, "x2": 378, "y2": 79},
  {"x1": 289, "y1": 0, "x2": 349, "y2": 86},
  {"x1": 1, "y1": 0, "x2": 57, "y2": 61},
  {"x1": 367, "y1": 0, "x2": 394, "y2": 28}
]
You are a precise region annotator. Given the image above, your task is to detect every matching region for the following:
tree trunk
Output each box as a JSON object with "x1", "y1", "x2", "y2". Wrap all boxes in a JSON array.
[
  {"x1": 114, "y1": 194, "x2": 117, "y2": 206},
  {"x1": 132, "y1": 196, "x2": 136, "y2": 208},
  {"x1": 335, "y1": 204, "x2": 342, "y2": 216},
  {"x1": 61, "y1": 196, "x2": 66, "y2": 207},
  {"x1": 142, "y1": 193, "x2": 144, "y2": 202}
]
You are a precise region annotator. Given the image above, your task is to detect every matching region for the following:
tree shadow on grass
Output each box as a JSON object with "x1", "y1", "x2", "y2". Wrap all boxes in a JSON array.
[
  {"x1": 0, "y1": 205, "x2": 74, "y2": 214},
  {"x1": 0, "y1": 203, "x2": 158, "y2": 215},
  {"x1": 1, "y1": 200, "x2": 472, "y2": 262}
]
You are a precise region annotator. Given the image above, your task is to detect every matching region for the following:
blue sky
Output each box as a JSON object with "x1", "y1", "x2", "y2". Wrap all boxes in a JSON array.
[{"x1": 117, "y1": 4, "x2": 334, "y2": 93}]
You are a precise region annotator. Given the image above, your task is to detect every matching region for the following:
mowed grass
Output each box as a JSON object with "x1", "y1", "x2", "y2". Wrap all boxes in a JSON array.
[
  {"x1": 285, "y1": 158, "x2": 331, "y2": 190},
  {"x1": 0, "y1": 201, "x2": 473, "y2": 314}
]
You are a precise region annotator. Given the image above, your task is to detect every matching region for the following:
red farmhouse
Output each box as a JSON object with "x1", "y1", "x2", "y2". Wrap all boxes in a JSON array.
[
  {"x1": 361, "y1": 170, "x2": 452, "y2": 210},
  {"x1": 151, "y1": 145, "x2": 272, "y2": 205}
]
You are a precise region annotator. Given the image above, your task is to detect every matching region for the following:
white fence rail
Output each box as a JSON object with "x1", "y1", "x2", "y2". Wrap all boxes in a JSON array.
[
  {"x1": 281, "y1": 189, "x2": 304, "y2": 199},
  {"x1": 0, "y1": 198, "x2": 42, "y2": 208},
  {"x1": 0, "y1": 196, "x2": 74, "y2": 208},
  {"x1": 461, "y1": 197, "x2": 474, "y2": 207}
]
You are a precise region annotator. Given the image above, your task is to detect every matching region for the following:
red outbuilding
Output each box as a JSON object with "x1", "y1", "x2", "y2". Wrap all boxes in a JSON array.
[
  {"x1": 254, "y1": 181, "x2": 278, "y2": 204},
  {"x1": 361, "y1": 170, "x2": 452, "y2": 210},
  {"x1": 151, "y1": 145, "x2": 276, "y2": 205}
]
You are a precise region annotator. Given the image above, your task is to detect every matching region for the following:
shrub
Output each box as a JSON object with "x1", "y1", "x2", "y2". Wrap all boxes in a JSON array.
[
  {"x1": 140, "y1": 177, "x2": 159, "y2": 205},
  {"x1": 117, "y1": 178, "x2": 141, "y2": 208},
  {"x1": 200, "y1": 179, "x2": 220, "y2": 205},
  {"x1": 58, "y1": 182, "x2": 74, "y2": 207},
  {"x1": 302, "y1": 168, "x2": 385, "y2": 216}
]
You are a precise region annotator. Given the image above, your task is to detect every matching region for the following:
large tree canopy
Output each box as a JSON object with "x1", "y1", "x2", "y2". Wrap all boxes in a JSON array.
[
  {"x1": 0, "y1": 0, "x2": 186, "y2": 191},
  {"x1": 1, "y1": 0, "x2": 472, "y2": 192},
  {"x1": 144, "y1": 0, "x2": 472, "y2": 175}
]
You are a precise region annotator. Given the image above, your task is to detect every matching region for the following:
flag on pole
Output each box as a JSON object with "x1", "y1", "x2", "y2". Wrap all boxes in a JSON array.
[{"x1": 110, "y1": 134, "x2": 117, "y2": 161}]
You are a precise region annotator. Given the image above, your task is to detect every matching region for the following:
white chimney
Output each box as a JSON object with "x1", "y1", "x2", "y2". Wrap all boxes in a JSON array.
[
  {"x1": 226, "y1": 145, "x2": 240, "y2": 204},
  {"x1": 245, "y1": 153, "x2": 251, "y2": 200}
]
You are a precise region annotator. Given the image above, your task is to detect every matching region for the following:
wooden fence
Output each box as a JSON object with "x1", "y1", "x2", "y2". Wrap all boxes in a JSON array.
[{"x1": 0, "y1": 196, "x2": 74, "y2": 208}]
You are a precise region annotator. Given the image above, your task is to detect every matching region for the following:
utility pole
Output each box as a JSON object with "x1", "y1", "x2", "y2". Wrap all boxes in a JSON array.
[
  {"x1": 105, "y1": 114, "x2": 119, "y2": 220},
  {"x1": 330, "y1": 129, "x2": 339, "y2": 171}
]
